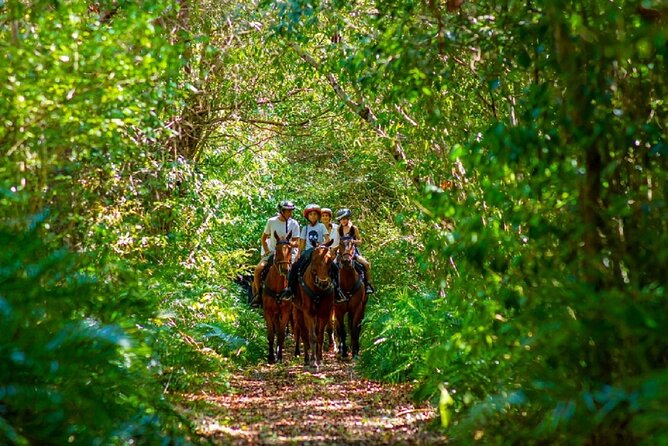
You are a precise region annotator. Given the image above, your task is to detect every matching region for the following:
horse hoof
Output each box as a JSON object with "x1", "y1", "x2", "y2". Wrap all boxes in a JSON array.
[{"x1": 268, "y1": 356, "x2": 276, "y2": 364}]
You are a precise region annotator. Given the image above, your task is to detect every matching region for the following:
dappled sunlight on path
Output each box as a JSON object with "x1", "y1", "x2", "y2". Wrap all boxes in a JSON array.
[{"x1": 184, "y1": 349, "x2": 447, "y2": 445}]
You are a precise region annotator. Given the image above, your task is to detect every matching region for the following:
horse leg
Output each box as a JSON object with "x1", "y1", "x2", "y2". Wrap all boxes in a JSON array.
[
  {"x1": 330, "y1": 312, "x2": 339, "y2": 354},
  {"x1": 276, "y1": 303, "x2": 290, "y2": 363},
  {"x1": 292, "y1": 305, "x2": 302, "y2": 357},
  {"x1": 316, "y1": 316, "x2": 329, "y2": 367},
  {"x1": 326, "y1": 318, "x2": 334, "y2": 352},
  {"x1": 298, "y1": 310, "x2": 313, "y2": 368},
  {"x1": 305, "y1": 316, "x2": 318, "y2": 370},
  {"x1": 337, "y1": 309, "x2": 348, "y2": 359},
  {"x1": 264, "y1": 306, "x2": 276, "y2": 364}
]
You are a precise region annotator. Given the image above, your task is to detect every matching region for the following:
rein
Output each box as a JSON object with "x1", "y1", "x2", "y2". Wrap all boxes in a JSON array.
[
  {"x1": 336, "y1": 237, "x2": 363, "y2": 302},
  {"x1": 337, "y1": 262, "x2": 364, "y2": 302},
  {"x1": 299, "y1": 274, "x2": 332, "y2": 304},
  {"x1": 298, "y1": 246, "x2": 333, "y2": 304},
  {"x1": 265, "y1": 239, "x2": 291, "y2": 300}
]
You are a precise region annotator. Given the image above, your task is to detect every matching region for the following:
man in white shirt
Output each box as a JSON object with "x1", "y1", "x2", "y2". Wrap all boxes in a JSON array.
[{"x1": 251, "y1": 200, "x2": 300, "y2": 307}]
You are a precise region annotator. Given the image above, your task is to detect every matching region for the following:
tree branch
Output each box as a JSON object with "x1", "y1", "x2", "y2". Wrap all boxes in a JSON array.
[{"x1": 289, "y1": 42, "x2": 413, "y2": 176}]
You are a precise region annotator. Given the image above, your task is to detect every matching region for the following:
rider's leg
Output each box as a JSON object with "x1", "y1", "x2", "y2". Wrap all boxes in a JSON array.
[
  {"x1": 251, "y1": 258, "x2": 268, "y2": 306},
  {"x1": 331, "y1": 261, "x2": 346, "y2": 302},
  {"x1": 284, "y1": 249, "x2": 307, "y2": 297},
  {"x1": 356, "y1": 255, "x2": 374, "y2": 294},
  {"x1": 284, "y1": 256, "x2": 301, "y2": 298}
]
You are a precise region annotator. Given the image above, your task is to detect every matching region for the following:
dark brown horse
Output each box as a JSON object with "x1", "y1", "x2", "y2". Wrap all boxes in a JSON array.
[
  {"x1": 293, "y1": 239, "x2": 335, "y2": 369},
  {"x1": 333, "y1": 237, "x2": 368, "y2": 359},
  {"x1": 262, "y1": 231, "x2": 294, "y2": 364}
]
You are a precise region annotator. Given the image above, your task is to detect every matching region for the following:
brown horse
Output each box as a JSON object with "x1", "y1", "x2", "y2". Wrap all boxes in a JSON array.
[
  {"x1": 262, "y1": 230, "x2": 294, "y2": 364},
  {"x1": 333, "y1": 237, "x2": 368, "y2": 359},
  {"x1": 293, "y1": 239, "x2": 335, "y2": 369}
]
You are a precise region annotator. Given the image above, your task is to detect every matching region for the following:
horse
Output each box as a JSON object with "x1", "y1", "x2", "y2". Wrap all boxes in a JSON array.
[
  {"x1": 292, "y1": 239, "x2": 335, "y2": 369},
  {"x1": 333, "y1": 236, "x2": 368, "y2": 359},
  {"x1": 261, "y1": 230, "x2": 294, "y2": 364}
]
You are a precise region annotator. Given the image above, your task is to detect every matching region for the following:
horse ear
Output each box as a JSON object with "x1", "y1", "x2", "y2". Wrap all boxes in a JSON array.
[
  {"x1": 286, "y1": 230, "x2": 292, "y2": 241},
  {"x1": 325, "y1": 238, "x2": 334, "y2": 248},
  {"x1": 274, "y1": 231, "x2": 280, "y2": 241}
]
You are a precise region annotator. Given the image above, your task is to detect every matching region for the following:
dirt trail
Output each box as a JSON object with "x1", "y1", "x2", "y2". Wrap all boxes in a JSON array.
[{"x1": 185, "y1": 346, "x2": 447, "y2": 445}]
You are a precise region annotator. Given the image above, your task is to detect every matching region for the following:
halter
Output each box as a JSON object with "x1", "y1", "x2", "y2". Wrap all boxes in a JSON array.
[
  {"x1": 336, "y1": 238, "x2": 363, "y2": 301},
  {"x1": 299, "y1": 244, "x2": 333, "y2": 304},
  {"x1": 264, "y1": 238, "x2": 291, "y2": 301},
  {"x1": 339, "y1": 236, "x2": 356, "y2": 264},
  {"x1": 272, "y1": 239, "x2": 292, "y2": 270}
]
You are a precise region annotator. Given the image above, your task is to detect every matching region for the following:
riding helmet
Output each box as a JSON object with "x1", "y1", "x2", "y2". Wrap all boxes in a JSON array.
[
  {"x1": 303, "y1": 203, "x2": 322, "y2": 219},
  {"x1": 321, "y1": 208, "x2": 333, "y2": 217},
  {"x1": 277, "y1": 200, "x2": 296, "y2": 212},
  {"x1": 335, "y1": 208, "x2": 352, "y2": 221}
]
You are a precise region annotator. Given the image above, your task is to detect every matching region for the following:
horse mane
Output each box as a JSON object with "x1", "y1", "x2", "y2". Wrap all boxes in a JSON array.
[{"x1": 338, "y1": 224, "x2": 357, "y2": 240}]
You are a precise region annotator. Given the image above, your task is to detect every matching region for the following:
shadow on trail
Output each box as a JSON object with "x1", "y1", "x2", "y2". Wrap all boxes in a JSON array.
[{"x1": 184, "y1": 347, "x2": 446, "y2": 445}]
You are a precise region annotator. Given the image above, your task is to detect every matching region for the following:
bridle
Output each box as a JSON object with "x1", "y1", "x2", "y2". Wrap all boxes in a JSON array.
[
  {"x1": 272, "y1": 239, "x2": 292, "y2": 276},
  {"x1": 311, "y1": 246, "x2": 333, "y2": 290},
  {"x1": 339, "y1": 237, "x2": 355, "y2": 268}
]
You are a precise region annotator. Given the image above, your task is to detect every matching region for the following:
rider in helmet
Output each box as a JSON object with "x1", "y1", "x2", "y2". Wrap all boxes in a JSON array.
[
  {"x1": 250, "y1": 200, "x2": 300, "y2": 307},
  {"x1": 284, "y1": 203, "x2": 330, "y2": 298},
  {"x1": 335, "y1": 208, "x2": 374, "y2": 298}
]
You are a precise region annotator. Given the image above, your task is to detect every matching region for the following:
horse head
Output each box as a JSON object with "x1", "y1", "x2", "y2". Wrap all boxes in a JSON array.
[
  {"x1": 339, "y1": 237, "x2": 356, "y2": 268},
  {"x1": 273, "y1": 230, "x2": 293, "y2": 277},
  {"x1": 310, "y1": 238, "x2": 334, "y2": 290}
]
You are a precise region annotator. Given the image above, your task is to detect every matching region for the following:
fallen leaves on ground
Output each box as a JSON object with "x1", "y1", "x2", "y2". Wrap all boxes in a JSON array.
[{"x1": 179, "y1": 346, "x2": 447, "y2": 445}]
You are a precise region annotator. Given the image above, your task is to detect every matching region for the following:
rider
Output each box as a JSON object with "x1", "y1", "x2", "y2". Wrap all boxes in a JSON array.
[
  {"x1": 335, "y1": 208, "x2": 374, "y2": 296},
  {"x1": 284, "y1": 203, "x2": 330, "y2": 298},
  {"x1": 250, "y1": 200, "x2": 300, "y2": 307},
  {"x1": 321, "y1": 208, "x2": 339, "y2": 251}
]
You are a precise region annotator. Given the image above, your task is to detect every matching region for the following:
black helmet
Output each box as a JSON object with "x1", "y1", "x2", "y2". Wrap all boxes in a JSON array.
[
  {"x1": 303, "y1": 203, "x2": 322, "y2": 219},
  {"x1": 335, "y1": 208, "x2": 352, "y2": 221},
  {"x1": 277, "y1": 200, "x2": 296, "y2": 212}
]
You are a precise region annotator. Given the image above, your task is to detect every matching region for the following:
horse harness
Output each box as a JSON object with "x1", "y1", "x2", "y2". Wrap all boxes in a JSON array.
[
  {"x1": 298, "y1": 251, "x2": 334, "y2": 305},
  {"x1": 337, "y1": 265, "x2": 364, "y2": 302},
  {"x1": 336, "y1": 235, "x2": 364, "y2": 301},
  {"x1": 298, "y1": 274, "x2": 333, "y2": 304},
  {"x1": 264, "y1": 239, "x2": 292, "y2": 301}
]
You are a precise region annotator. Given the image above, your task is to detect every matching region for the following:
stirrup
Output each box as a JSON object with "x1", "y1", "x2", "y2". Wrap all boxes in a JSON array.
[
  {"x1": 336, "y1": 290, "x2": 348, "y2": 303},
  {"x1": 250, "y1": 294, "x2": 261, "y2": 308},
  {"x1": 365, "y1": 284, "x2": 374, "y2": 294}
]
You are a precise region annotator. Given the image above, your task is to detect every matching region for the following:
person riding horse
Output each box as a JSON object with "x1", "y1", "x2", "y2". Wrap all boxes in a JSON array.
[
  {"x1": 284, "y1": 203, "x2": 329, "y2": 299},
  {"x1": 251, "y1": 200, "x2": 300, "y2": 307},
  {"x1": 320, "y1": 208, "x2": 339, "y2": 251},
  {"x1": 334, "y1": 208, "x2": 374, "y2": 299}
]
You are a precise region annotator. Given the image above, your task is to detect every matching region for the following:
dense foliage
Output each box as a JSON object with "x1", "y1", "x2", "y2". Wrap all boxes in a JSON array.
[{"x1": 2, "y1": 0, "x2": 667, "y2": 445}]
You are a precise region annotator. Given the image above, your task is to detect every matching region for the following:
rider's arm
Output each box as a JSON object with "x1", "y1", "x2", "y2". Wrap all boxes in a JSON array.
[
  {"x1": 353, "y1": 226, "x2": 362, "y2": 246},
  {"x1": 261, "y1": 232, "x2": 271, "y2": 254}
]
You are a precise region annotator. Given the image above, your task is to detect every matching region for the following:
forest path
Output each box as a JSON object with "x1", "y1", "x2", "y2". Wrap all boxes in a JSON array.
[{"x1": 184, "y1": 341, "x2": 447, "y2": 445}]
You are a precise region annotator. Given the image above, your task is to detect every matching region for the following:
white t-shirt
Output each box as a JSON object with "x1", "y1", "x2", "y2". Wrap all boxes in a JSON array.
[
  {"x1": 329, "y1": 223, "x2": 340, "y2": 249},
  {"x1": 262, "y1": 215, "x2": 300, "y2": 256},
  {"x1": 300, "y1": 222, "x2": 329, "y2": 248}
]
